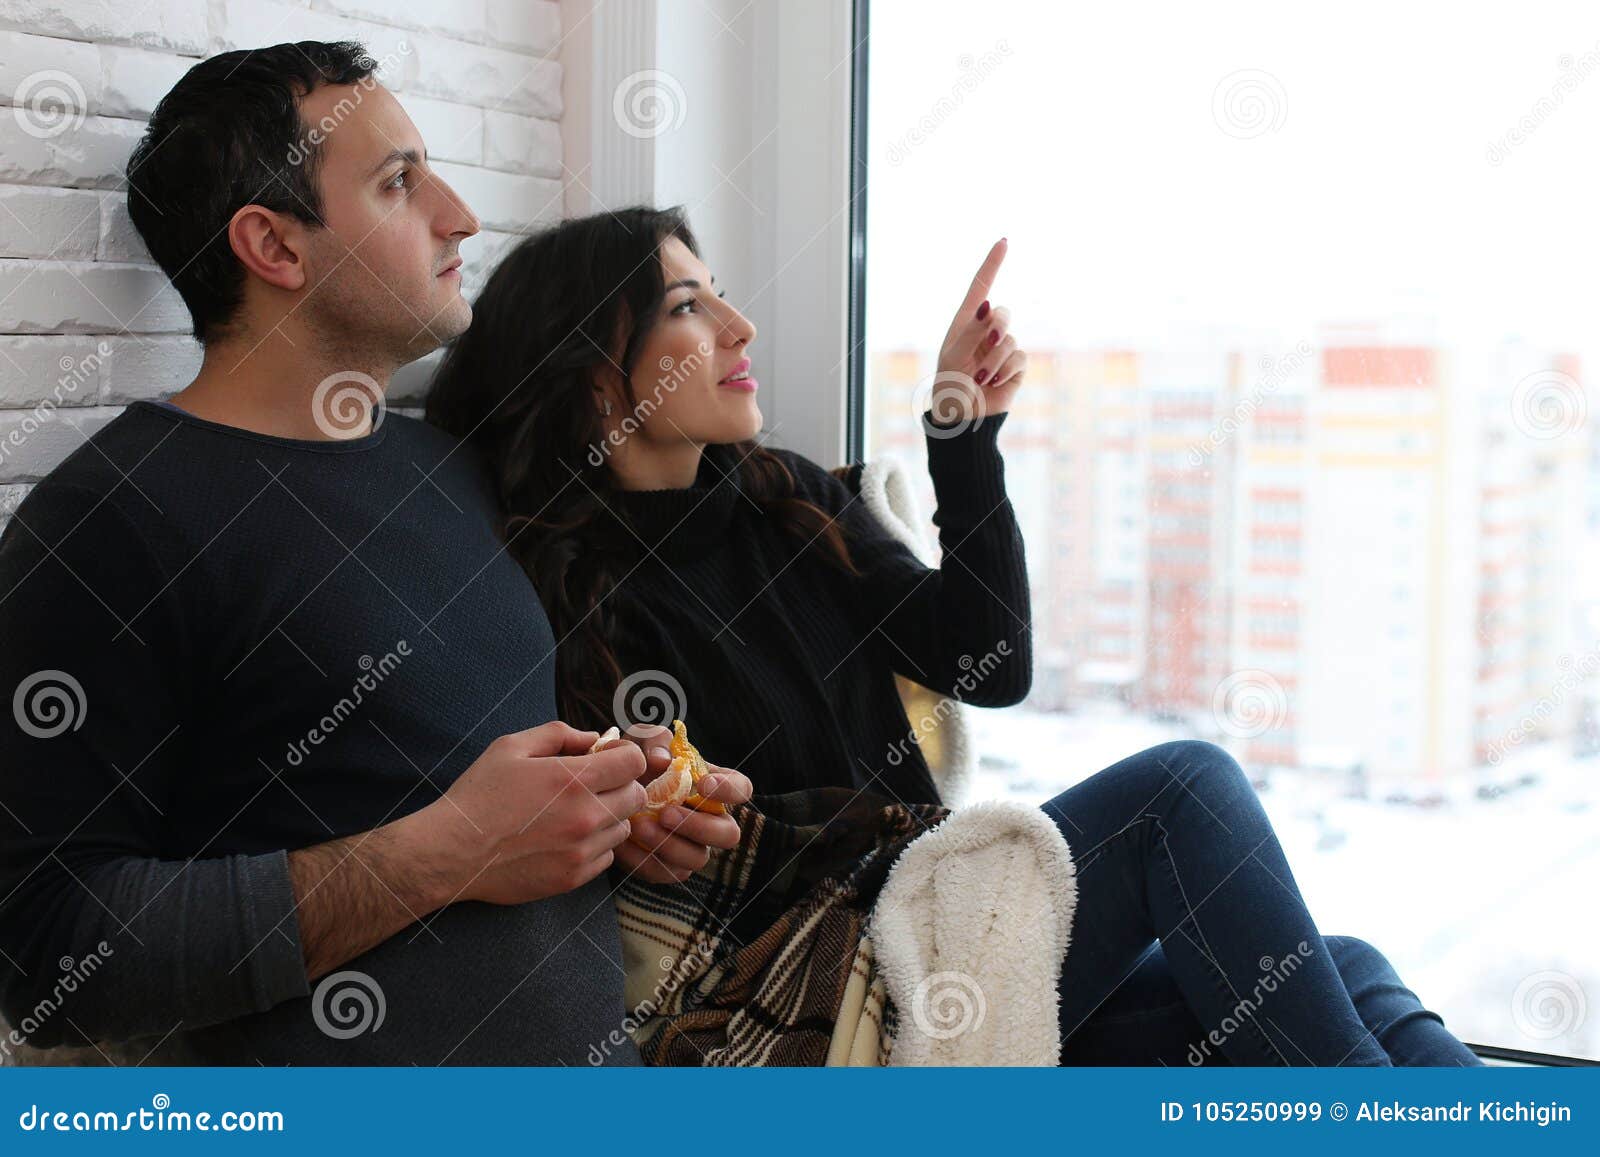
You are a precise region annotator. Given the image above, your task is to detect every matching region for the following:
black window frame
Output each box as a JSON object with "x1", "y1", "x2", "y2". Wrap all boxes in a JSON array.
[{"x1": 845, "y1": 0, "x2": 870, "y2": 464}]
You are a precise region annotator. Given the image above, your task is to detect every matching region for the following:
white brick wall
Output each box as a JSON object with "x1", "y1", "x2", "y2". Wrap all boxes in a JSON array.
[{"x1": 0, "y1": 0, "x2": 567, "y2": 529}]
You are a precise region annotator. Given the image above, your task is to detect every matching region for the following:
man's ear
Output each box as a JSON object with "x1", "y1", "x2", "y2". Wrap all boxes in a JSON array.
[{"x1": 226, "y1": 204, "x2": 309, "y2": 293}]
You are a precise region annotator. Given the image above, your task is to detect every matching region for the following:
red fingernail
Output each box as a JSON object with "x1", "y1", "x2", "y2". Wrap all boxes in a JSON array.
[
  {"x1": 976, "y1": 299, "x2": 990, "y2": 320},
  {"x1": 988, "y1": 328, "x2": 1000, "y2": 346},
  {"x1": 975, "y1": 368, "x2": 988, "y2": 385}
]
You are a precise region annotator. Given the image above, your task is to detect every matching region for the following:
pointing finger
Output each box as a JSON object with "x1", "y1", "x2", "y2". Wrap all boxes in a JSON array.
[{"x1": 957, "y1": 237, "x2": 1008, "y2": 318}]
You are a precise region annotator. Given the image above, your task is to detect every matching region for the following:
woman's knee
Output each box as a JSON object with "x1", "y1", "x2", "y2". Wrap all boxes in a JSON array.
[
  {"x1": 1324, "y1": 934, "x2": 1378, "y2": 960},
  {"x1": 1140, "y1": 739, "x2": 1250, "y2": 796},
  {"x1": 1323, "y1": 935, "x2": 1396, "y2": 982},
  {"x1": 1048, "y1": 739, "x2": 1254, "y2": 831}
]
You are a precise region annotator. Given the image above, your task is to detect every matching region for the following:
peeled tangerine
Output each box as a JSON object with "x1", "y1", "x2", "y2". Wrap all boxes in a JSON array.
[{"x1": 589, "y1": 719, "x2": 726, "y2": 818}]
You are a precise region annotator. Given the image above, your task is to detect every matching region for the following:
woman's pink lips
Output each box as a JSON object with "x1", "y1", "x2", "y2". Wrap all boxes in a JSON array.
[{"x1": 719, "y1": 357, "x2": 755, "y2": 391}]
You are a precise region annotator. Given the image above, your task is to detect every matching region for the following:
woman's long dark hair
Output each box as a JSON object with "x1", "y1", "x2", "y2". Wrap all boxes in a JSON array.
[{"x1": 425, "y1": 205, "x2": 856, "y2": 729}]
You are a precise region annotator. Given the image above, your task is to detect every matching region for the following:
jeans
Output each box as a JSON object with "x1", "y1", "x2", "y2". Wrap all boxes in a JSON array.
[{"x1": 1039, "y1": 740, "x2": 1482, "y2": 1066}]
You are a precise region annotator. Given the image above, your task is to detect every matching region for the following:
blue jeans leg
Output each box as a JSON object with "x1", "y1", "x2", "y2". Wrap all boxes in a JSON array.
[
  {"x1": 1059, "y1": 936, "x2": 1482, "y2": 1066},
  {"x1": 1326, "y1": 935, "x2": 1481, "y2": 1065},
  {"x1": 1040, "y1": 740, "x2": 1473, "y2": 1066},
  {"x1": 1057, "y1": 938, "x2": 1226, "y2": 1066}
]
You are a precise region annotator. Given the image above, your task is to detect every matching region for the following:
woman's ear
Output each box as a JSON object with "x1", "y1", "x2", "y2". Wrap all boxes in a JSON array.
[{"x1": 590, "y1": 364, "x2": 628, "y2": 419}]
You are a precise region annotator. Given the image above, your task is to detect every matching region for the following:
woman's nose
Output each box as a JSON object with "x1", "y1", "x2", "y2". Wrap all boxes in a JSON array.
[{"x1": 725, "y1": 309, "x2": 756, "y2": 348}]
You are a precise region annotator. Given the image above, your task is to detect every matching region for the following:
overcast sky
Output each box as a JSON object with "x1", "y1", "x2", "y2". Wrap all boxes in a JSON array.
[{"x1": 865, "y1": 1, "x2": 1600, "y2": 365}]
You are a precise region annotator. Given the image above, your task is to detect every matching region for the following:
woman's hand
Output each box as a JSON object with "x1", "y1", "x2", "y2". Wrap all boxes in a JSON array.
[
  {"x1": 612, "y1": 747, "x2": 754, "y2": 885},
  {"x1": 931, "y1": 238, "x2": 1027, "y2": 426}
]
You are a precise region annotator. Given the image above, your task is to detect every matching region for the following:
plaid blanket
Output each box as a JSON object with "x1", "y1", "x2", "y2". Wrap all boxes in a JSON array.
[{"x1": 612, "y1": 785, "x2": 951, "y2": 1066}]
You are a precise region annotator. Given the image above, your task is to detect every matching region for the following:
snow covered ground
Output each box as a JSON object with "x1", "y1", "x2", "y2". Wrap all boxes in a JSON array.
[{"x1": 959, "y1": 703, "x2": 1598, "y2": 1061}]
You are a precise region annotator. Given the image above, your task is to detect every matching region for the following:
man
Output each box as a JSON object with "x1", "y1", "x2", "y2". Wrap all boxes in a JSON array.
[{"x1": 0, "y1": 40, "x2": 747, "y2": 1065}]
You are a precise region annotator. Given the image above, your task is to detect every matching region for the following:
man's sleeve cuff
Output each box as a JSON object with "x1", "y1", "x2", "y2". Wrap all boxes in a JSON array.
[{"x1": 237, "y1": 849, "x2": 311, "y2": 1011}]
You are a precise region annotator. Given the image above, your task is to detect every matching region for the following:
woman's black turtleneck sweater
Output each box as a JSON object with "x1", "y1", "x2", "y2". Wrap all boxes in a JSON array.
[{"x1": 596, "y1": 411, "x2": 1031, "y2": 806}]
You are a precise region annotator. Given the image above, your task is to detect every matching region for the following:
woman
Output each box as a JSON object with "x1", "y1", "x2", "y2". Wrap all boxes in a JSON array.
[{"x1": 425, "y1": 206, "x2": 1480, "y2": 1067}]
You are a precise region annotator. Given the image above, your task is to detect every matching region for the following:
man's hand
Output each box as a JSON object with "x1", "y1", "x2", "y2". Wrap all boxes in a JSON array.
[
  {"x1": 930, "y1": 237, "x2": 1027, "y2": 426},
  {"x1": 284, "y1": 723, "x2": 748, "y2": 984},
  {"x1": 285, "y1": 721, "x2": 646, "y2": 983},
  {"x1": 420, "y1": 720, "x2": 649, "y2": 905}
]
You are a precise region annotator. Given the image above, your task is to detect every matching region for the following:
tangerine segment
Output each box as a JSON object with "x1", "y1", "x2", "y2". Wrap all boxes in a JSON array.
[
  {"x1": 613, "y1": 719, "x2": 729, "y2": 820},
  {"x1": 593, "y1": 725, "x2": 685, "y2": 817},
  {"x1": 668, "y1": 719, "x2": 700, "y2": 768},
  {"x1": 642, "y1": 756, "x2": 695, "y2": 811}
]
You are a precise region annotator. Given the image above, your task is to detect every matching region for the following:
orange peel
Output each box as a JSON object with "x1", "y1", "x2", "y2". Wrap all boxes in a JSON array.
[{"x1": 670, "y1": 719, "x2": 727, "y2": 816}]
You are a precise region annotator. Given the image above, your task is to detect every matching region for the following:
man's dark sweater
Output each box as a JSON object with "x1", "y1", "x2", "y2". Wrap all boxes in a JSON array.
[
  {"x1": 594, "y1": 412, "x2": 1032, "y2": 806},
  {"x1": 0, "y1": 400, "x2": 640, "y2": 1065}
]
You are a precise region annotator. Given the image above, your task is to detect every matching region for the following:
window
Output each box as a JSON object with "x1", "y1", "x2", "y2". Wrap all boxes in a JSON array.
[{"x1": 854, "y1": 0, "x2": 1599, "y2": 1061}]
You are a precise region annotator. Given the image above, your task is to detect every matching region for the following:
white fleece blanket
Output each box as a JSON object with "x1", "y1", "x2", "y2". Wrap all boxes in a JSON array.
[{"x1": 869, "y1": 798, "x2": 1078, "y2": 1066}]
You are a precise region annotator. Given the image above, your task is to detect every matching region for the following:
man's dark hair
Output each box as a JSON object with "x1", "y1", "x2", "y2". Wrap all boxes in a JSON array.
[{"x1": 125, "y1": 41, "x2": 379, "y2": 345}]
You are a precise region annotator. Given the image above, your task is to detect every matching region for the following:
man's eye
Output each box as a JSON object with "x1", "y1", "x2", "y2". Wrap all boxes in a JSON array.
[{"x1": 386, "y1": 169, "x2": 409, "y2": 190}]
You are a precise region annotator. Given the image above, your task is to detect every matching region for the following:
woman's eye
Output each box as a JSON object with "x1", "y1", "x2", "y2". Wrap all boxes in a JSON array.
[{"x1": 671, "y1": 289, "x2": 725, "y2": 315}]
